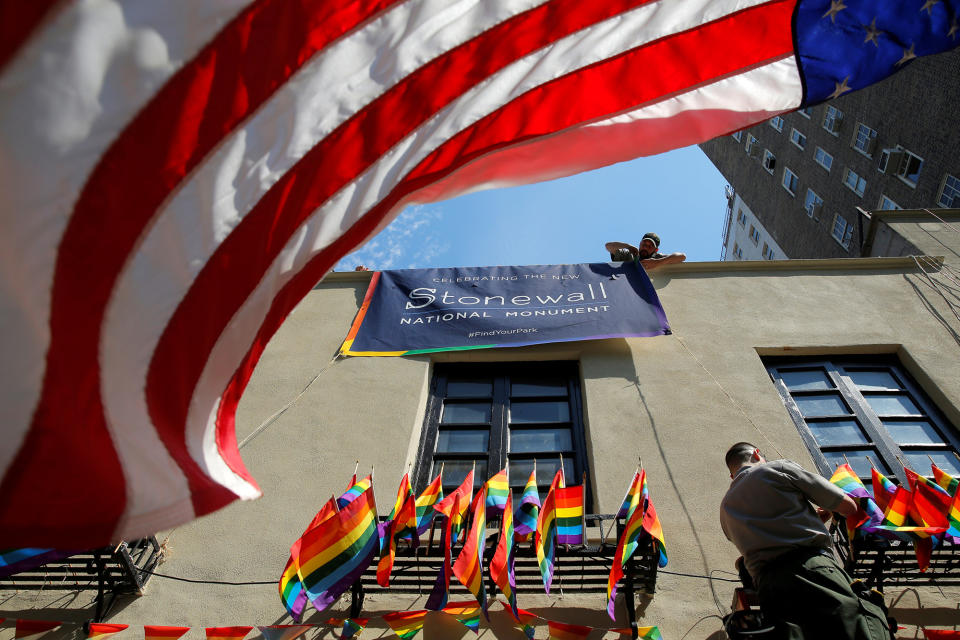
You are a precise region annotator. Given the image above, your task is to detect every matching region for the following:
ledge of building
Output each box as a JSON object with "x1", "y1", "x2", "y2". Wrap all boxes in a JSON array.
[
  {"x1": 319, "y1": 255, "x2": 945, "y2": 285},
  {"x1": 867, "y1": 207, "x2": 960, "y2": 223}
]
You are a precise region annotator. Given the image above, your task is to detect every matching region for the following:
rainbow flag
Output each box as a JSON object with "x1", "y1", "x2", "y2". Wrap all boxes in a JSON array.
[
  {"x1": 641, "y1": 475, "x2": 668, "y2": 569},
  {"x1": 413, "y1": 472, "x2": 444, "y2": 536},
  {"x1": 442, "y1": 602, "x2": 481, "y2": 635},
  {"x1": 616, "y1": 470, "x2": 644, "y2": 519},
  {"x1": 426, "y1": 490, "x2": 461, "y2": 610},
  {"x1": 453, "y1": 485, "x2": 488, "y2": 617},
  {"x1": 378, "y1": 473, "x2": 419, "y2": 587},
  {"x1": 15, "y1": 621, "x2": 61, "y2": 639},
  {"x1": 280, "y1": 498, "x2": 338, "y2": 621},
  {"x1": 555, "y1": 484, "x2": 584, "y2": 545},
  {"x1": 485, "y1": 469, "x2": 510, "y2": 514},
  {"x1": 143, "y1": 627, "x2": 190, "y2": 640},
  {"x1": 513, "y1": 469, "x2": 541, "y2": 539},
  {"x1": 948, "y1": 480, "x2": 960, "y2": 539},
  {"x1": 607, "y1": 470, "x2": 647, "y2": 619},
  {"x1": 871, "y1": 468, "x2": 898, "y2": 513},
  {"x1": 328, "y1": 618, "x2": 368, "y2": 640},
  {"x1": 435, "y1": 469, "x2": 474, "y2": 545},
  {"x1": 503, "y1": 605, "x2": 538, "y2": 639},
  {"x1": 205, "y1": 627, "x2": 252, "y2": 640},
  {"x1": 490, "y1": 493, "x2": 518, "y2": 618},
  {"x1": 549, "y1": 467, "x2": 565, "y2": 494},
  {"x1": 932, "y1": 464, "x2": 959, "y2": 496},
  {"x1": 257, "y1": 626, "x2": 313, "y2": 640},
  {"x1": 535, "y1": 487, "x2": 558, "y2": 594},
  {"x1": 829, "y1": 464, "x2": 883, "y2": 538},
  {"x1": 338, "y1": 475, "x2": 373, "y2": 510},
  {"x1": 547, "y1": 620, "x2": 592, "y2": 640},
  {"x1": 297, "y1": 485, "x2": 379, "y2": 611},
  {"x1": 87, "y1": 624, "x2": 128, "y2": 640},
  {"x1": 383, "y1": 610, "x2": 428, "y2": 640},
  {"x1": 906, "y1": 468, "x2": 952, "y2": 522}
]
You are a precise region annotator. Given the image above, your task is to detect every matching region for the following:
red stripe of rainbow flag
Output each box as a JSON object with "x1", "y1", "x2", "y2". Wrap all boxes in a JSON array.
[
  {"x1": 144, "y1": 627, "x2": 190, "y2": 640},
  {"x1": 204, "y1": 627, "x2": 252, "y2": 640},
  {"x1": 536, "y1": 487, "x2": 558, "y2": 594},
  {"x1": 87, "y1": 624, "x2": 128, "y2": 640}
]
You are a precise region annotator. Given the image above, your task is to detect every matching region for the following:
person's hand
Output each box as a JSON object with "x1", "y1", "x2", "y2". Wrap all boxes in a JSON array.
[{"x1": 816, "y1": 506, "x2": 832, "y2": 523}]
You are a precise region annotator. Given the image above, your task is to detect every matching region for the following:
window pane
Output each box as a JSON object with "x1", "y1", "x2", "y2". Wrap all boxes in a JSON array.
[
  {"x1": 781, "y1": 369, "x2": 833, "y2": 391},
  {"x1": 442, "y1": 401, "x2": 491, "y2": 424},
  {"x1": 510, "y1": 401, "x2": 570, "y2": 423},
  {"x1": 438, "y1": 459, "x2": 487, "y2": 491},
  {"x1": 882, "y1": 420, "x2": 941, "y2": 445},
  {"x1": 509, "y1": 457, "x2": 575, "y2": 489},
  {"x1": 808, "y1": 420, "x2": 869, "y2": 446},
  {"x1": 864, "y1": 394, "x2": 920, "y2": 416},
  {"x1": 510, "y1": 427, "x2": 573, "y2": 453},
  {"x1": 436, "y1": 429, "x2": 489, "y2": 453},
  {"x1": 847, "y1": 370, "x2": 900, "y2": 391},
  {"x1": 822, "y1": 450, "x2": 888, "y2": 478},
  {"x1": 795, "y1": 394, "x2": 849, "y2": 417},
  {"x1": 902, "y1": 451, "x2": 960, "y2": 477},
  {"x1": 512, "y1": 378, "x2": 567, "y2": 397},
  {"x1": 446, "y1": 378, "x2": 492, "y2": 397}
]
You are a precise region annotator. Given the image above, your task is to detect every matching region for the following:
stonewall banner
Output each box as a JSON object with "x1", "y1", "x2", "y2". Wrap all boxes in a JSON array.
[{"x1": 340, "y1": 263, "x2": 669, "y2": 356}]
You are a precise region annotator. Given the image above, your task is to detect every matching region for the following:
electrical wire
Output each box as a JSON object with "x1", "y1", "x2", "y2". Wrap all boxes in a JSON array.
[
  {"x1": 135, "y1": 566, "x2": 275, "y2": 586},
  {"x1": 678, "y1": 614, "x2": 725, "y2": 640}
]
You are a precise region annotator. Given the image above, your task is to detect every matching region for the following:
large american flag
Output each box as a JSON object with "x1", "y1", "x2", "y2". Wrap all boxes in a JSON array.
[{"x1": 1, "y1": 0, "x2": 956, "y2": 548}]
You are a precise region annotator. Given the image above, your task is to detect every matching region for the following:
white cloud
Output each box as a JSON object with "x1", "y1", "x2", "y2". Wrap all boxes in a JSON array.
[{"x1": 334, "y1": 205, "x2": 449, "y2": 271}]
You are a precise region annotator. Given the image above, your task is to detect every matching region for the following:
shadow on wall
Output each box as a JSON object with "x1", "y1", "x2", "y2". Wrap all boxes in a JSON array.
[{"x1": 579, "y1": 338, "x2": 711, "y2": 577}]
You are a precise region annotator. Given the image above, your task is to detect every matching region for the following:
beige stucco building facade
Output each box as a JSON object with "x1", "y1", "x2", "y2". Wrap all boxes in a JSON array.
[{"x1": 4, "y1": 212, "x2": 960, "y2": 639}]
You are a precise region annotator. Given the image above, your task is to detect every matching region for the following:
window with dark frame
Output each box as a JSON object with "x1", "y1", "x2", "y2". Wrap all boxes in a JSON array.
[
  {"x1": 764, "y1": 356, "x2": 960, "y2": 485},
  {"x1": 413, "y1": 361, "x2": 591, "y2": 510}
]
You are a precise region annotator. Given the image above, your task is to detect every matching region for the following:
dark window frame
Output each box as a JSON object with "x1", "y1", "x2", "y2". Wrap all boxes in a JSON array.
[
  {"x1": 413, "y1": 361, "x2": 592, "y2": 510},
  {"x1": 765, "y1": 355, "x2": 960, "y2": 484}
]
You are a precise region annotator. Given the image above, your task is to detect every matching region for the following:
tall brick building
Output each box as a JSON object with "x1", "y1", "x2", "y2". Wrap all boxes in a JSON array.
[{"x1": 702, "y1": 47, "x2": 960, "y2": 259}]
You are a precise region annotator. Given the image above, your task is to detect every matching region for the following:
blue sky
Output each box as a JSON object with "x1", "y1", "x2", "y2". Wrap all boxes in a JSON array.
[{"x1": 336, "y1": 145, "x2": 729, "y2": 271}]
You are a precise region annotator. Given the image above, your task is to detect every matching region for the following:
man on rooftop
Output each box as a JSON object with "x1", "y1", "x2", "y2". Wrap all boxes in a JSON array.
[{"x1": 605, "y1": 232, "x2": 686, "y2": 270}]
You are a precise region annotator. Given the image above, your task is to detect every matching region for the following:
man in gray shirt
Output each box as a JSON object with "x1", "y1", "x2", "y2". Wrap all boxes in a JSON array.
[{"x1": 720, "y1": 442, "x2": 891, "y2": 639}]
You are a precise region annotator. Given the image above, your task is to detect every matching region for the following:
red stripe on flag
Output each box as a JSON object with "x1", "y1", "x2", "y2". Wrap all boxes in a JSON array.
[
  {"x1": 0, "y1": 0, "x2": 403, "y2": 544},
  {"x1": 146, "y1": 0, "x2": 660, "y2": 517},
  {"x1": 206, "y1": 1, "x2": 797, "y2": 482},
  {"x1": 15, "y1": 620, "x2": 61, "y2": 637},
  {"x1": 0, "y1": 1, "x2": 62, "y2": 73}
]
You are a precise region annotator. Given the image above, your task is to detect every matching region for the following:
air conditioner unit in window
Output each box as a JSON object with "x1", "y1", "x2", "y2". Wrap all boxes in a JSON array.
[
  {"x1": 748, "y1": 144, "x2": 762, "y2": 159},
  {"x1": 808, "y1": 202, "x2": 823, "y2": 217},
  {"x1": 879, "y1": 149, "x2": 904, "y2": 175}
]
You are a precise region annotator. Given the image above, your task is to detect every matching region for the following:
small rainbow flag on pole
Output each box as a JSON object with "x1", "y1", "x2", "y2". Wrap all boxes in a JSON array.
[
  {"x1": 616, "y1": 469, "x2": 644, "y2": 519},
  {"x1": 442, "y1": 602, "x2": 481, "y2": 634},
  {"x1": 86, "y1": 624, "x2": 128, "y2": 640},
  {"x1": 932, "y1": 463, "x2": 959, "y2": 496},
  {"x1": 15, "y1": 621, "x2": 61, "y2": 639},
  {"x1": 554, "y1": 482, "x2": 584, "y2": 545},
  {"x1": 871, "y1": 468, "x2": 898, "y2": 513},
  {"x1": 642, "y1": 487, "x2": 669, "y2": 569},
  {"x1": 328, "y1": 618, "x2": 368, "y2": 640},
  {"x1": 607, "y1": 468, "x2": 646, "y2": 620},
  {"x1": 514, "y1": 468, "x2": 541, "y2": 540},
  {"x1": 426, "y1": 490, "x2": 461, "y2": 611},
  {"x1": 205, "y1": 627, "x2": 252, "y2": 640},
  {"x1": 298, "y1": 485, "x2": 380, "y2": 611},
  {"x1": 453, "y1": 484, "x2": 488, "y2": 617},
  {"x1": 378, "y1": 473, "x2": 418, "y2": 587},
  {"x1": 830, "y1": 464, "x2": 883, "y2": 538},
  {"x1": 485, "y1": 469, "x2": 510, "y2": 514},
  {"x1": 383, "y1": 610, "x2": 428, "y2": 640},
  {"x1": 143, "y1": 627, "x2": 190, "y2": 640},
  {"x1": 257, "y1": 626, "x2": 313, "y2": 640},
  {"x1": 413, "y1": 471, "x2": 444, "y2": 536},
  {"x1": 535, "y1": 486, "x2": 558, "y2": 594},
  {"x1": 547, "y1": 620, "x2": 592, "y2": 640},
  {"x1": 490, "y1": 492, "x2": 518, "y2": 618},
  {"x1": 503, "y1": 604, "x2": 538, "y2": 639},
  {"x1": 435, "y1": 469, "x2": 474, "y2": 545}
]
